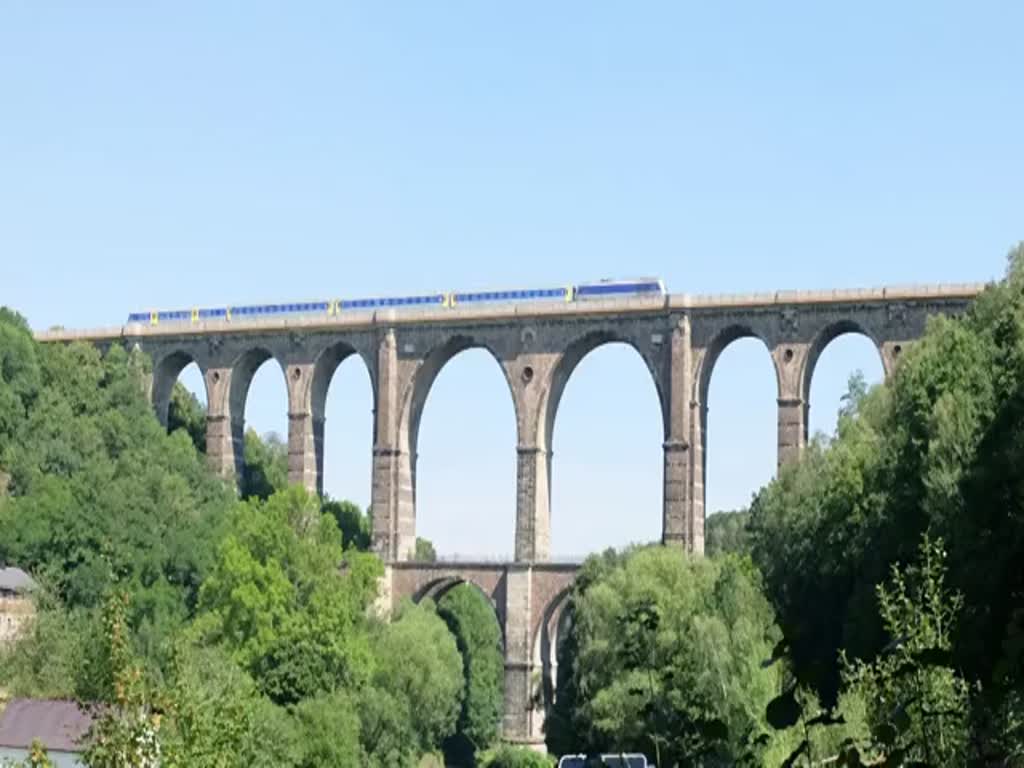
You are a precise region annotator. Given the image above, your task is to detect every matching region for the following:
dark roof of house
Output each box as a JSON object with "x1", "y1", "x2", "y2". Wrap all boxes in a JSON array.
[
  {"x1": 0, "y1": 699, "x2": 94, "y2": 752},
  {"x1": 0, "y1": 567, "x2": 36, "y2": 594}
]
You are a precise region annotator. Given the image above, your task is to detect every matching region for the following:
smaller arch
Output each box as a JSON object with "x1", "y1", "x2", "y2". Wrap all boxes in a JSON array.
[
  {"x1": 227, "y1": 347, "x2": 287, "y2": 483},
  {"x1": 695, "y1": 325, "x2": 777, "y2": 411},
  {"x1": 152, "y1": 350, "x2": 208, "y2": 427},
  {"x1": 533, "y1": 587, "x2": 573, "y2": 714},
  {"x1": 229, "y1": 347, "x2": 282, "y2": 421},
  {"x1": 314, "y1": 343, "x2": 376, "y2": 505},
  {"x1": 412, "y1": 576, "x2": 506, "y2": 649},
  {"x1": 801, "y1": 320, "x2": 884, "y2": 400},
  {"x1": 310, "y1": 342, "x2": 377, "y2": 422}
]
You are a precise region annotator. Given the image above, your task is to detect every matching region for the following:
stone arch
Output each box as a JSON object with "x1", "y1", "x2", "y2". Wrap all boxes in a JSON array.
[
  {"x1": 694, "y1": 325, "x2": 779, "y2": 516},
  {"x1": 396, "y1": 335, "x2": 520, "y2": 535},
  {"x1": 151, "y1": 350, "x2": 208, "y2": 428},
  {"x1": 229, "y1": 346, "x2": 283, "y2": 423},
  {"x1": 308, "y1": 342, "x2": 377, "y2": 424},
  {"x1": 533, "y1": 587, "x2": 573, "y2": 717},
  {"x1": 228, "y1": 346, "x2": 286, "y2": 479},
  {"x1": 289, "y1": 341, "x2": 377, "y2": 499},
  {"x1": 695, "y1": 324, "x2": 780, "y2": 412},
  {"x1": 540, "y1": 330, "x2": 667, "y2": 455},
  {"x1": 400, "y1": 335, "x2": 520, "y2": 461},
  {"x1": 536, "y1": 330, "x2": 667, "y2": 557},
  {"x1": 412, "y1": 576, "x2": 506, "y2": 648},
  {"x1": 801, "y1": 319, "x2": 884, "y2": 400}
]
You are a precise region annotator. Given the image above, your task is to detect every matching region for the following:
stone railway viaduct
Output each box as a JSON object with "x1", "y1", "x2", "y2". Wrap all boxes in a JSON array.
[{"x1": 38, "y1": 282, "x2": 982, "y2": 746}]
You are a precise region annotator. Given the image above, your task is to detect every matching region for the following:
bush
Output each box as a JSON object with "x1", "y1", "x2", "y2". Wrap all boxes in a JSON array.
[{"x1": 477, "y1": 744, "x2": 555, "y2": 767}]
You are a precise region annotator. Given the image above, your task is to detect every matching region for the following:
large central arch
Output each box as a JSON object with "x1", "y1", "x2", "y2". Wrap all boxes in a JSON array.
[
  {"x1": 539, "y1": 330, "x2": 668, "y2": 555},
  {"x1": 397, "y1": 334, "x2": 520, "y2": 554},
  {"x1": 693, "y1": 325, "x2": 780, "y2": 519},
  {"x1": 540, "y1": 330, "x2": 668, "y2": 455}
]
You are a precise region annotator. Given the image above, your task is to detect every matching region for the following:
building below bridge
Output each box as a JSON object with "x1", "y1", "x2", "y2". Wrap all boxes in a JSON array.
[
  {"x1": 0, "y1": 567, "x2": 36, "y2": 650},
  {"x1": 0, "y1": 699, "x2": 93, "y2": 768}
]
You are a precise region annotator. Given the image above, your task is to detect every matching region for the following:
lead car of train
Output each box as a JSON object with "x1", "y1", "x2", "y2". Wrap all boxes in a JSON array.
[{"x1": 128, "y1": 277, "x2": 666, "y2": 326}]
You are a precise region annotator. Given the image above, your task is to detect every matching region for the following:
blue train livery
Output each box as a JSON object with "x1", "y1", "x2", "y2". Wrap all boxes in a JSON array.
[{"x1": 127, "y1": 278, "x2": 665, "y2": 326}]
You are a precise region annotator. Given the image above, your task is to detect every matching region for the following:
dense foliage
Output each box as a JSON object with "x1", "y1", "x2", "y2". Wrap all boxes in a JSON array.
[
  {"x1": 475, "y1": 744, "x2": 555, "y2": 767},
  {"x1": 437, "y1": 584, "x2": 505, "y2": 764},
  {"x1": 549, "y1": 547, "x2": 785, "y2": 765},
  {"x1": 0, "y1": 310, "x2": 483, "y2": 766},
  {"x1": 705, "y1": 508, "x2": 751, "y2": 557},
  {"x1": 0, "y1": 322, "x2": 233, "y2": 669},
  {"x1": 746, "y1": 246, "x2": 1024, "y2": 760}
]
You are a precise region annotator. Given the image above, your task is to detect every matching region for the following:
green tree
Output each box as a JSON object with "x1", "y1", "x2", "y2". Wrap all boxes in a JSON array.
[
  {"x1": 240, "y1": 429, "x2": 288, "y2": 501},
  {"x1": 323, "y1": 498, "x2": 371, "y2": 550},
  {"x1": 161, "y1": 644, "x2": 299, "y2": 768},
  {"x1": 437, "y1": 584, "x2": 505, "y2": 763},
  {"x1": 557, "y1": 547, "x2": 783, "y2": 766},
  {"x1": 0, "y1": 309, "x2": 41, "y2": 476},
  {"x1": 193, "y1": 486, "x2": 380, "y2": 704},
  {"x1": 476, "y1": 744, "x2": 555, "y2": 767},
  {"x1": 166, "y1": 382, "x2": 207, "y2": 455},
  {"x1": 290, "y1": 691, "x2": 363, "y2": 768},
  {"x1": 838, "y1": 534, "x2": 969, "y2": 765},
  {"x1": 705, "y1": 509, "x2": 751, "y2": 557},
  {"x1": 0, "y1": 589, "x2": 96, "y2": 700},
  {"x1": 747, "y1": 245, "x2": 1024, "y2": 761},
  {"x1": 545, "y1": 548, "x2": 630, "y2": 757},
  {"x1": 361, "y1": 601, "x2": 464, "y2": 764},
  {"x1": 764, "y1": 535, "x2": 970, "y2": 767},
  {"x1": 80, "y1": 591, "x2": 163, "y2": 768},
  {"x1": 0, "y1": 335, "x2": 234, "y2": 675},
  {"x1": 415, "y1": 537, "x2": 438, "y2": 562}
]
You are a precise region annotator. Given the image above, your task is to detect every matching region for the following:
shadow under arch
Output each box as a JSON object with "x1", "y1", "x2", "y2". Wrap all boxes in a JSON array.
[
  {"x1": 801, "y1": 319, "x2": 884, "y2": 398},
  {"x1": 152, "y1": 350, "x2": 208, "y2": 428},
  {"x1": 540, "y1": 331, "x2": 668, "y2": 452},
  {"x1": 412, "y1": 576, "x2": 506, "y2": 650},
  {"x1": 533, "y1": 587, "x2": 573, "y2": 716},
  {"x1": 398, "y1": 334, "x2": 520, "y2": 505}
]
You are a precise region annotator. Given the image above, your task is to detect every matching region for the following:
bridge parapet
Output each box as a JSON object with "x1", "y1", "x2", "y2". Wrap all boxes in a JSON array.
[{"x1": 34, "y1": 283, "x2": 984, "y2": 343}]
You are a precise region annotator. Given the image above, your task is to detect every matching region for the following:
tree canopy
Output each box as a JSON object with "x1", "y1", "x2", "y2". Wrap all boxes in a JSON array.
[
  {"x1": 746, "y1": 243, "x2": 1024, "y2": 760},
  {"x1": 549, "y1": 547, "x2": 784, "y2": 765},
  {"x1": 437, "y1": 583, "x2": 505, "y2": 763}
]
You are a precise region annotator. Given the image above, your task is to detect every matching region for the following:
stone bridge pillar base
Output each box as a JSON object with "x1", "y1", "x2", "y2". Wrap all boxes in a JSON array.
[{"x1": 502, "y1": 662, "x2": 543, "y2": 746}]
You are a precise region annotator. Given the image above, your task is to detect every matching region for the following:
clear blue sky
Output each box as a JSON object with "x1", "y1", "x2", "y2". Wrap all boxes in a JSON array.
[{"x1": 2, "y1": 3, "x2": 1020, "y2": 558}]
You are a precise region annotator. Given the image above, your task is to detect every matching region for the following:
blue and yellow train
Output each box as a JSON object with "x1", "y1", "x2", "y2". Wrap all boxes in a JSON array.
[{"x1": 127, "y1": 278, "x2": 666, "y2": 326}]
